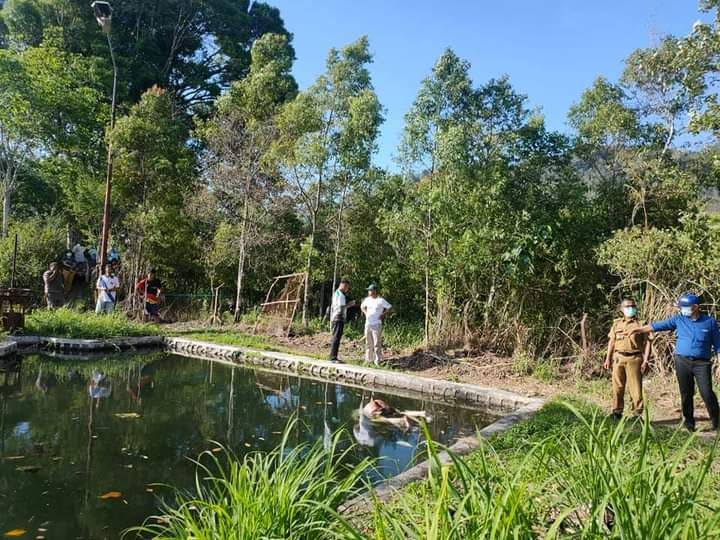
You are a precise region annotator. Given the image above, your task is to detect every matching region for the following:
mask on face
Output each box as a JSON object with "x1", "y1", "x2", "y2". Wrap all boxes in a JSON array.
[
  {"x1": 680, "y1": 306, "x2": 694, "y2": 317},
  {"x1": 622, "y1": 306, "x2": 637, "y2": 318}
]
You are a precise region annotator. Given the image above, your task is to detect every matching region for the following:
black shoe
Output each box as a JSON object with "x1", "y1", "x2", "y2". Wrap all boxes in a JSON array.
[
  {"x1": 683, "y1": 423, "x2": 696, "y2": 433},
  {"x1": 610, "y1": 412, "x2": 622, "y2": 421},
  {"x1": 330, "y1": 358, "x2": 343, "y2": 364}
]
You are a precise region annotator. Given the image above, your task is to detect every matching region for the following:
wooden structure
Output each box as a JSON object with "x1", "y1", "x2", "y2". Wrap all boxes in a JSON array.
[
  {"x1": 0, "y1": 288, "x2": 31, "y2": 331},
  {"x1": 253, "y1": 273, "x2": 305, "y2": 338}
]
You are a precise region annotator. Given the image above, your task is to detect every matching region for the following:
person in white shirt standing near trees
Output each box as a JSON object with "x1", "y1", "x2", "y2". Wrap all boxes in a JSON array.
[
  {"x1": 95, "y1": 264, "x2": 120, "y2": 314},
  {"x1": 361, "y1": 283, "x2": 392, "y2": 366}
]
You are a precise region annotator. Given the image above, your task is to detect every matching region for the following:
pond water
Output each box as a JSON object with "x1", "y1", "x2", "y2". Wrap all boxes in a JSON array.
[{"x1": 0, "y1": 353, "x2": 496, "y2": 539}]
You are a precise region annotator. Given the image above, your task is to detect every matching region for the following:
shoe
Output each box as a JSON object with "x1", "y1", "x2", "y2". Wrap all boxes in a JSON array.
[
  {"x1": 683, "y1": 423, "x2": 696, "y2": 433},
  {"x1": 330, "y1": 358, "x2": 343, "y2": 364},
  {"x1": 610, "y1": 412, "x2": 622, "y2": 421}
]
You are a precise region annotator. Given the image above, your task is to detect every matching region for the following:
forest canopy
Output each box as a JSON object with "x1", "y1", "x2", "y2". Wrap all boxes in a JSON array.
[{"x1": 2, "y1": 0, "x2": 720, "y2": 357}]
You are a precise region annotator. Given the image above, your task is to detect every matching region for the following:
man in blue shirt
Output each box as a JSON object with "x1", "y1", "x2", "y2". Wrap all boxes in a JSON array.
[{"x1": 631, "y1": 292, "x2": 720, "y2": 432}]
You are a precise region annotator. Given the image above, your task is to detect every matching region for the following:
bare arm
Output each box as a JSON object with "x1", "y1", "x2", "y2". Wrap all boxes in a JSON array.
[{"x1": 642, "y1": 337, "x2": 652, "y2": 372}]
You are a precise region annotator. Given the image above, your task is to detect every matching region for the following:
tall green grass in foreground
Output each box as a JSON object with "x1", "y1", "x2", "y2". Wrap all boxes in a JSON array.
[
  {"x1": 126, "y1": 403, "x2": 720, "y2": 539},
  {"x1": 25, "y1": 308, "x2": 161, "y2": 338},
  {"x1": 127, "y1": 424, "x2": 371, "y2": 539}
]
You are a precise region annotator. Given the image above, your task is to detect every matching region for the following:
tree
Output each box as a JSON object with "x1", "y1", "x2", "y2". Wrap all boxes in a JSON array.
[
  {"x1": 398, "y1": 48, "x2": 474, "y2": 344},
  {"x1": 110, "y1": 86, "x2": 198, "y2": 293},
  {"x1": 0, "y1": 38, "x2": 104, "y2": 237},
  {"x1": 201, "y1": 32, "x2": 296, "y2": 321},
  {"x1": 0, "y1": 51, "x2": 34, "y2": 237},
  {"x1": 271, "y1": 36, "x2": 381, "y2": 325},
  {"x1": 1, "y1": 0, "x2": 295, "y2": 110}
]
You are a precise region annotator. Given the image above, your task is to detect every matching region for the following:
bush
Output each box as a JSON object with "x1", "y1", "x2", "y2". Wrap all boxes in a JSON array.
[{"x1": 25, "y1": 308, "x2": 161, "y2": 338}]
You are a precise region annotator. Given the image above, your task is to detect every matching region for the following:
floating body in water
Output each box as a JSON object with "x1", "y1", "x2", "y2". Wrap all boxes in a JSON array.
[{"x1": 362, "y1": 398, "x2": 429, "y2": 430}]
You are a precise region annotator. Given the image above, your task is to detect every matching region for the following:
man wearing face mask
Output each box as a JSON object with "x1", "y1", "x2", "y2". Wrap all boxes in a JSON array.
[
  {"x1": 604, "y1": 298, "x2": 652, "y2": 419},
  {"x1": 630, "y1": 292, "x2": 720, "y2": 432}
]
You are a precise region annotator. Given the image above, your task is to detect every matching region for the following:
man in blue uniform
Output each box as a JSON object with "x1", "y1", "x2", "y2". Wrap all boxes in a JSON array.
[{"x1": 631, "y1": 292, "x2": 720, "y2": 432}]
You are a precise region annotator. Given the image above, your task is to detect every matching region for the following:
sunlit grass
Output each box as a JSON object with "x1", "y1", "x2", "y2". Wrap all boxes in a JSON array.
[
  {"x1": 126, "y1": 422, "x2": 371, "y2": 539},
  {"x1": 25, "y1": 308, "x2": 161, "y2": 339},
  {"x1": 126, "y1": 401, "x2": 720, "y2": 539}
]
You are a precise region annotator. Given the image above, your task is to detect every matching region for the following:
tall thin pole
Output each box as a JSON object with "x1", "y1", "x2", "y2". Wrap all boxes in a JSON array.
[{"x1": 99, "y1": 31, "x2": 118, "y2": 271}]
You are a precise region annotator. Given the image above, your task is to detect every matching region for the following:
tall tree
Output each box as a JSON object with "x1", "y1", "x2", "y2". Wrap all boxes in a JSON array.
[
  {"x1": 201, "y1": 32, "x2": 296, "y2": 320},
  {"x1": 271, "y1": 36, "x2": 381, "y2": 325},
  {"x1": 0, "y1": 38, "x2": 104, "y2": 237},
  {"x1": 1, "y1": 0, "x2": 294, "y2": 110},
  {"x1": 110, "y1": 85, "x2": 198, "y2": 291},
  {"x1": 398, "y1": 48, "x2": 474, "y2": 344}
]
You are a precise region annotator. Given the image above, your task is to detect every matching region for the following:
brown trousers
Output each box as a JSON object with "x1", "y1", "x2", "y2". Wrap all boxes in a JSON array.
[{"x1": 612, "y1": 353, "x2": 643, "y2": 415}]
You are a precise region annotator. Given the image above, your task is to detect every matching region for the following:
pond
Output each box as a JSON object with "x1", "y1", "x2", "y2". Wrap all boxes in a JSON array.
[{"x1": 0, "y1": 353, "x2": 497, "y2": 539}]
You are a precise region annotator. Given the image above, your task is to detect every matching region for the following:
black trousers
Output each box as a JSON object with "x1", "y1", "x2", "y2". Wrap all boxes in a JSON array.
[
  {"x1": 675, "y1": 355, "x2": 720, "y2": 429},
  {"x1": 329, "y1": 320, "x2": 345, "y2": 361}
]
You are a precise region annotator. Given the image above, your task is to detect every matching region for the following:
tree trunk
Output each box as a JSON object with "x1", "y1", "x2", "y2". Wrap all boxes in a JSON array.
[
  {"x1": 2, "y1": 187, "x2": 10, "y2": 238},
  {"x1": 233, "y1": 193, "x2": 250, "y2": 322},
  {"x1": 331, "y1": 184, "x2": 348, "y2": 295},
  {"x1": 302, "y1": 174, "x2": 323, "y2": 327},
  {"x1": 302, "y1": 210, "x2": 317, "y2": 327}
]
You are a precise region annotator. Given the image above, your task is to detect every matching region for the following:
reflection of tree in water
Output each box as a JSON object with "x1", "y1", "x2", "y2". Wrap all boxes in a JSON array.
[{"x1": 0, "y1": 357, "x2": 23, "y2": 459}]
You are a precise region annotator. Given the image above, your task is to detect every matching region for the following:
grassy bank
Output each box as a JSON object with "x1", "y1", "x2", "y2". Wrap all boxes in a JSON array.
[
  {"x1": 25, "y1": 308, "x2": 162, "y2": 339},
  {"x1": 128, "y1": 401, "x2": 720, "y2": 538}
]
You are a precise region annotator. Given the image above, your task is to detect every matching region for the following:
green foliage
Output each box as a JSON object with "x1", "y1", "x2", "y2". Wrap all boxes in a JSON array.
[
  {"x1": 25, "y1": 307, "x2": 161, "y2": 338},
  {"x1": 127, "y1": 423, "x2": 370, "y2": 539},
  {"x1": 0, "y1": 215, "x2": 65, "y2": 289},
  {"x1": 1, "y1": 0, "x2": 294, "y2": 109},
  {"x1": 125, "y1": 401, "x2": 720, "y2": 538},
  {"x1": 368, "y1": 402, "x2": 720, "y2": 539}
]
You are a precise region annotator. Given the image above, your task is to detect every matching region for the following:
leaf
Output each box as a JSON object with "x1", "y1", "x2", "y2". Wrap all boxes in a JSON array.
[
  {"x1": 3, "y1": 530, "x2": 26, "y2": 537},
  {"x1": 2, "y1": 456, "x2": 24, "y2": 461},
  {"x1": 99, "y1": 491, "x2": 122, "y2": 500},
  {"x1": 114, "y1": 413, "x2": 141, "y2": 419}
]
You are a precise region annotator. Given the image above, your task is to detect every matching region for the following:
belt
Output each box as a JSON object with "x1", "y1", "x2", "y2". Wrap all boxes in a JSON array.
[{"x1": 615, "y1": 351, "x2": 641, "y2": 357}]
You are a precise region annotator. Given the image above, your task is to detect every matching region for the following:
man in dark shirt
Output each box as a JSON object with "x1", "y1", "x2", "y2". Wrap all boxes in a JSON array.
[
  {"x1": 136, "y1": 269, "x2": 164, "y2": 322},
  {"x1": 42, "y1": 262, "x2": 64, "y2": 308},
  {"x1": 631, "y1": 292, "x2": 720, "y2": 431}
]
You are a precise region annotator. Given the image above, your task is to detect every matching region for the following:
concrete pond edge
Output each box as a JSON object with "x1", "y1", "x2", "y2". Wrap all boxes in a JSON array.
[{"x1": 1, "y1": 334, "x2": 545, "y2": 509}]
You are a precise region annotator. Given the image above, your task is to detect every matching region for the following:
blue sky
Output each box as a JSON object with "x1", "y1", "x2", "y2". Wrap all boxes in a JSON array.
[{"x1": 270, "y1": 1, "x2": 712, "y2": 169}]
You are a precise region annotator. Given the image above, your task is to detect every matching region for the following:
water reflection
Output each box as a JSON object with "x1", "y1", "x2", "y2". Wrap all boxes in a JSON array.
[{"x1": 0, "y1": 354, "x2": 495, "y2": 538}]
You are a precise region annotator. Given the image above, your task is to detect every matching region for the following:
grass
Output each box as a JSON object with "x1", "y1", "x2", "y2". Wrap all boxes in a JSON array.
[
  {"x1": 24, "y1": 307, "x2": 162, "y2": 339},
  {"x1": 292, "y1": 317, "x2": 424, "y2": 351},
  {"x1": 126, "y1": 421, "x2": 371, "y2": 539},
  {"x1": 178, "y1": 329, "x2": 319, "y2": 357},
  {"x1": 126, "y1": 401, "x2": 720, "y2": 539}
]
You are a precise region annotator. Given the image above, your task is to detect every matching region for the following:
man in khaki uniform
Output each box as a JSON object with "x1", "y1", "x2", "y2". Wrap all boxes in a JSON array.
[{"x1": 604, "y1": 297, "x2": 652, "y2": 419}]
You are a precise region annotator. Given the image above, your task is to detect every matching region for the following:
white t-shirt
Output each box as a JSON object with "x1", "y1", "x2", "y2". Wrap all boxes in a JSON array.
[
  {"x1": 361, "y1": 296, "x2": 392, "y2": 327},
  {"x1": 330, "y1": 289, "x2": 347, "y2": 322},
  {"x1": 96, "y1": 275, "x2": 119, "y2": 303}
]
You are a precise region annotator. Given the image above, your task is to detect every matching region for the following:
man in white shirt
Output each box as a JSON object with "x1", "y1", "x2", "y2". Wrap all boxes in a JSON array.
[
  {"x1": 361, "y1": 283, "x2": 392, "y2": 366},
  {"x1": 329, "y1": 279, "x2": 354, "y2": 363},
  {"x1": 95, "y1": 264, "x2": 120, "y2": 314}
]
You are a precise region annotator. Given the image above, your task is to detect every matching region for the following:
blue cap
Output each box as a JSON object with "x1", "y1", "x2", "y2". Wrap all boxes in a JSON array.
[{"x1": 678, "y1": 293, "x2": 701, "y2": 307}]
